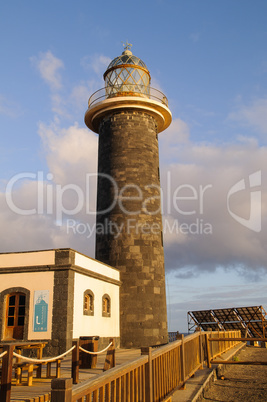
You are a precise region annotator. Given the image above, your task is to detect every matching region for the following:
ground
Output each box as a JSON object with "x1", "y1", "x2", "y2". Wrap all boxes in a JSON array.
[{"x1": 200, "y1": 346, "x2": 267, "y2": 402}]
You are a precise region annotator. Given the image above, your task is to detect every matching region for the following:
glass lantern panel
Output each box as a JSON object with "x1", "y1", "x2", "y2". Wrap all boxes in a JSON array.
[
  {"x1": 126, "y1": 67, "x2": 134, "y2": 77},
  {"x1": 130, "y1": 56, "x2": 139, "y2": 66},
  {"x1": 110, "y1": 71, "x2": 117, "y2": 81},
  {"x1": 121, "y1": 55, "x2": 129, "y2": 63},
  {"x1": 126, "y1": 76, "x2": 135, "y2": 85},
  {"x1": 105, "y1": 64, "x2": 150, "y2": 97},
  {"x1": 132, "y1": 70, "x2": 143, "y2": 83},
  {"x1": 119, "y1": 69, "x2": 129, "y2": 82},
  {"x1": 142, "y1": 75, "x2": 150, "y2": 85}
]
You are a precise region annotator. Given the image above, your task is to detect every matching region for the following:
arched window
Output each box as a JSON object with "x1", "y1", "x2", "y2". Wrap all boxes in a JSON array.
[
  {"x1": 83, "y1": 290, "x2": 94, "y2": 316},
  {"x1": 102, "y1": 294, "x2": 111, "y2": 317}
]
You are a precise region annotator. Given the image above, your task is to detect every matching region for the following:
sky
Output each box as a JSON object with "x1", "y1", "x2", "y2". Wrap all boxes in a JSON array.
[{"x1": 1, "y1": 0, "x2": 267, "y2": 332}]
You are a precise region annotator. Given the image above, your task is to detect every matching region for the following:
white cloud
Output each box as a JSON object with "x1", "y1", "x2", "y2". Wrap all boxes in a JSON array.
[
  {"x1": 81, "y1": 54, "x2": 111, "y2": 76},
  {"x1": 31, "y1": 51, "x2": 106, "y2": 121},
  {"x1": 0, "y1": 184, "x2": 95, "y2": 255},
  {"x1": 0, "y1": 94, "x2": 21, "y2": 118},
  {"x1": 31, "y1": 51, "x2": 64, "y2": 91},
  {"x1": 229, "y1": 98, "x2": 267, "y2": 135},
  {"x1": 2, "y1": 119, "x2": 98, "y2": 256},
  {"x1": 69, "y1": 80, "x2": 102, "y2": 113},
  {"x1": 38, "y1": 120, "x2": 98, "y2": 187},
  {"x1": 159, "y1": 118, "x2": 190, "y2": 163},
  {"x1": 0, "y1": 49, "x2": 100, "y2": 256},
  {"x1": 3, "y1": 107, "x2": 267, "y2": 275},
  {"x1": 2, "y1": 50, "x2": 267, "y2": 282},
  {"x1": 159, "y1": 128, "x2": 267, "y2": 274}
]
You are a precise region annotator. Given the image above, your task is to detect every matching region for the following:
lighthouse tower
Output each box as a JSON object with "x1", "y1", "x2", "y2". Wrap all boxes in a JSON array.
[{"x1": 85, "y1": 43, "x2": 172, "y2": 348}]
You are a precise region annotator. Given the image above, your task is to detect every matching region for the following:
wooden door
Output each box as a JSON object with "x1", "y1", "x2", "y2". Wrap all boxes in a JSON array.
[{"x1": 4, "y1": 293, "x2": 26, "y2": 340}]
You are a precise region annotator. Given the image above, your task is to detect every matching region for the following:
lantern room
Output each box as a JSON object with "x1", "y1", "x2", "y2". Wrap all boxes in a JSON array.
[
  {"x1": 85, "y1": 43, "x2": 172, "y2": 134},
  {"x1": 103, "y1": 42, "x2": 151, "y2": 97}
]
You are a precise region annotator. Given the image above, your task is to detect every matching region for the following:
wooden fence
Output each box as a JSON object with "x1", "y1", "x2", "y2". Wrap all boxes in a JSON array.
[{"x1": 51, "y1": 330, "x2": 241, "y2": 402}]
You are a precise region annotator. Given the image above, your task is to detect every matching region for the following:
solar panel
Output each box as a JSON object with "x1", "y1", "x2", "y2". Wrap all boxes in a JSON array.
[
  {"x1": 191, "y1": 310, "x2": 216, "y2": 323},
  {"x1": 188, "y1": 305, "x2": 267, "y2": 338},
  {"x1": 199, "y1": 322, "x2": 220, "y2": 331},
  {"x1": 213, "y1": 308, "x2": 239, "y2": 323}
]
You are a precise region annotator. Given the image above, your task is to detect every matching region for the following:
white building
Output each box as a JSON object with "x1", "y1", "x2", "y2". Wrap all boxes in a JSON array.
[{"x1": 0, "y1": 248, "x2": 120, "y2": 354}]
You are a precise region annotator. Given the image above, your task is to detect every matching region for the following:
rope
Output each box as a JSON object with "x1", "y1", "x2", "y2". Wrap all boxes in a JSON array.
[
  {"x1": 79, "y1": 342, "x2": 113, "y2": 355},
  {"x1": 13, "y1": 345, "x2": 76, "y2": 364},
  {"x1": 0, "y1": 350, "x2": 7, "y2": 359}
]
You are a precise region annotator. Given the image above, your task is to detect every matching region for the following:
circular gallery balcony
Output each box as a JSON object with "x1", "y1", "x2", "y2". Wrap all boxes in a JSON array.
[{"x1": 85, "y1": 84, "x2": 172, "y2": 134}]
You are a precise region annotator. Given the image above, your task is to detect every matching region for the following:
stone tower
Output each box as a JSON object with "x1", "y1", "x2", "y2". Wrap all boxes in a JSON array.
[{"x1": 85, "y1": 43, "x2": 172, "y2": 348}]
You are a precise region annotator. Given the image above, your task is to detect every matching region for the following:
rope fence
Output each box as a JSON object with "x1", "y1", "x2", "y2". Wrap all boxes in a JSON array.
[
  {"x1": 13, "y1": 345, "x2": 76, "y2": 363},
  {"x1": 0, "y1": 340, "x2": 115, "y2": 401},
  {"x1": 79, "y1": 341, "x2": 113, "y2": 355},
  {"x1": 11, "y1": 341, "x2": 113, "y2": 364},
  {"x1": 0, "y1": 350, "x2": 7, "y2": 359}
]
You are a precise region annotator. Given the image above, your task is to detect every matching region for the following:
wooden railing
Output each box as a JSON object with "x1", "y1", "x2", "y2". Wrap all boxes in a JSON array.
[
  {"x1": 168, "y1": 331, "x2": 180, "y2": 342},
  {"x1": 206, "y1": 330, "x2": 241, "y2": 366},
  {"x1": 54, "y1": 330, "x2": 241, "y2": 402}
]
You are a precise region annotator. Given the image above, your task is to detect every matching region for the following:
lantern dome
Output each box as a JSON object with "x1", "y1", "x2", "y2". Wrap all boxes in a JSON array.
[
  {"x1": 85, "y1": 43, "x2": 172, "y2": 134},
  {"x1": 106, "y1": 49, "x2": 148, "y2": 70},
  {"x1": 103, "y1": 44, "x2": 151, "y2": 97}
]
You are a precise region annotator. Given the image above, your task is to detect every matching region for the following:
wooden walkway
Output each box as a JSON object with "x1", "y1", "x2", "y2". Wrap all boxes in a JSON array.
[{"x1": 10, "y1": 348, "x2": 141, "y2": 401}]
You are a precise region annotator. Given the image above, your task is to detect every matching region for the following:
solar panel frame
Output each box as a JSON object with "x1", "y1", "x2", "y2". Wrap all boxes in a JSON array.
[{"x1": 188, "y1": 305, "x2": 267, "y2": 337}]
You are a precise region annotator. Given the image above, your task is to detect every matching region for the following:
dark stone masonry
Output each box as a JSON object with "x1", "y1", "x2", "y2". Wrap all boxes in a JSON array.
[{"x1": 95, "y1": 109, "x2": 168, "y2": 348}]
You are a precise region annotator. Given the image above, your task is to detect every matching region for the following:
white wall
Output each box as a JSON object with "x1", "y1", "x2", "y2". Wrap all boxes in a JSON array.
[
  {"x1": 72, "y1": 272, "x2": 120, "y2": 339},
  {"x1": 74, "y1": 252, "x2": 120, "y2": 281},
  {"x1": 0, "y1": 271, "x2": 54, "y2": 340},
  {"x1": 0, "y1": 250, "x2": 55, "y2": 268}
]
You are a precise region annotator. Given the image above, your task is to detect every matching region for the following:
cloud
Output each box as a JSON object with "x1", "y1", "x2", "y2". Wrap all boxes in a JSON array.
[
  {"x1": 0, "y1": 94, "x2": 21, "y2": 118},
  {"x1": 0, "y1": 50, "x2": 101, "y2": 256},
  {"x1": 3, "y1": 101, "x2": 267, "y2": 278},
  {"x1": 81, "y1": 54, "x2": 111, "y2": 76},
  {"x1": 159, "y1": 118, "x2": 190, "y2": 162},
  {"x1": 159, "y1": 123, "x2": 267, "y2": 276},
  {"x1": 2, "y1": 50, "x2": 267, "y2": 285},
  {"x1": 30, "y1": 51, "x2": 105, "y2": 120},
  {"x1": 167, "y1": 283, "x2": 267, "y2": 332},
  {"x1": 31, "y1": 51, "x2": 64, "y2": 91},
  {"x1": 1, "y1": 183, "x2": 95, "y2": 255},
  {"x1": 69, "y1": 80, "x2": 103, "y2": 114},
  {"x1": 2, "y1": 119, "x2": 99, "y2": 256},
  {"x1": 229, "y1": 97, "x2": 267, "y2": 136},
  {"x1": 70, "y1": 84, "x2": 92, "y2": 113},
  {"x1": 166, "y1": 266, "x2": 267, "y2": 332},
  {"x1": 38, "y1": 120, "x2": 98, "y2": 188}
]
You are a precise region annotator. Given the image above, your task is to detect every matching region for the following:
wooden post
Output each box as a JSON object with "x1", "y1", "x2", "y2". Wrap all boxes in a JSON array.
[
  {"x1": 91, "y1": 337, "x2": 99, "y2": 369},
  {"x1": 47, "y1": 362, "x2": 52, "y2": 378},
  {"x1": 0, "y1": 344, "x2": 14, "y2": 402},
  {"x1": 103, "y1": 338, "x2": 115, "y2": 371},
  {"x1": 71, "y1": 340, "x2": 79, "y2": 384},
  {"x1": 56, "y1": 360, "x2": 62, "y2": 378},
  {"x1": 199, "y1": 332, "x2": 204, "y2": 369},
  {"x1": 177, "y1": 334, "x2": 186, "y2": 389},
  {"x1": 36, "y1": 363, "x2": 42, "y2": 379},
  {"x1": 141, "y1": 346, "x2": 153, "y2": 402},
  {"x1": 79, "y1": 336, "x2": 99, "y2": 369},
  {"x1": 51, "y1": 378, "x2": 72, "y2": 402},
  {"x1": 27, "y1": 364, "x2": 34, "y2": 386},
  {"x1": 36, "y1": 343, "x2": 44, "y2": 378},
  {"x1": 205, "y1": 333, "x2": 212, "y2": 368}
]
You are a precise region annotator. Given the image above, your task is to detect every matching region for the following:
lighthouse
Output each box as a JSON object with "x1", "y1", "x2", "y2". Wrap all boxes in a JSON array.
[{"x1": 85, "y1": 43, "x2": 172, "y2": 348}]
